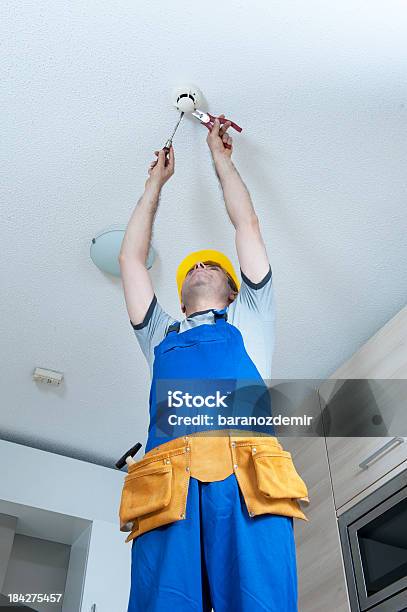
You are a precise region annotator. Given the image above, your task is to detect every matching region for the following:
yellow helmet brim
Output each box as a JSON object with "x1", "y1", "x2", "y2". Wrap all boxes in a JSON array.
[{"x1": 176, "y1": 249, "x2": 240, "y2": 303}]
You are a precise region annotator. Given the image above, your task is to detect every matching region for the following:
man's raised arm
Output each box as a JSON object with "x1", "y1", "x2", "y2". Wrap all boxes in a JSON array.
[
  {"x1": 118, "y1": 147, "x2": 174, "y2": 326},
  {"x1": 206, "y1": 118, "x2": 270, "y2": 283}
]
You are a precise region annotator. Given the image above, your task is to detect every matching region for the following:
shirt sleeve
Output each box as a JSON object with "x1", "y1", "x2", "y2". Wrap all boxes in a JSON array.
[
  {"x1": 236, "y1": 266, "x2": 274, "y2": 317},
  {"x1": 129, "y1": 295, "x2": 174, "y2": 377},
  {"x1": 227, "y1": 265, "x2": 275, "y2": 379}
]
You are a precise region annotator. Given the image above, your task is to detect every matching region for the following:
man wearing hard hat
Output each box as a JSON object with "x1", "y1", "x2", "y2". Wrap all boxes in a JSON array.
[{"x1": 119, "y1": 118, "x2": 309, "y2": 612}]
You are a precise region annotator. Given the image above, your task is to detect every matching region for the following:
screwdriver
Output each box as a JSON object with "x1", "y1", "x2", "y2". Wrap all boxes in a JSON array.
[{"x1": 153, "y1": 112, "x2": 184, "y2": 169}]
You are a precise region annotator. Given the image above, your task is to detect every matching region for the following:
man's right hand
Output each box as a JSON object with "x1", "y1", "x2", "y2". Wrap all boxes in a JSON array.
[
  {"x1": 146, "y1": 146, "x2": 175, "y2": 190},
  {"x1": 206, "y1": 116, "x2": 233, "y2": 162}
]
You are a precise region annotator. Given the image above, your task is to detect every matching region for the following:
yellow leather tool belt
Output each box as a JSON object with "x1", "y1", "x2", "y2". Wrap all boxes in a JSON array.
[{"x1": 118, "y1": 431, "x2": 310, "y2": 544}]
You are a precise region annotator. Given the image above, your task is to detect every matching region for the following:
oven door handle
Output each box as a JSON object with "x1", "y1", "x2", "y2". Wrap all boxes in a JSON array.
[{"x1": 358, "y1": 437, "x2": 405, "y2": 470}]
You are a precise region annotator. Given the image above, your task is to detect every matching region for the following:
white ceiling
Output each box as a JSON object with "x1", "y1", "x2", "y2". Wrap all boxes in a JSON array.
[{"x1": 1, "y1": 0, "x2": 406, "y2": 468}]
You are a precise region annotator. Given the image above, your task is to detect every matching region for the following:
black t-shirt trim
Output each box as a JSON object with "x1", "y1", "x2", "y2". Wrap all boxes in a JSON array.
[
  {"x1": 188, "y1": 308, "x2": 216, "y2": 318},
  {"x1": 240, "y1": 265, "x2": 272, "y2": 290},
  {"x1": 187, "y1": 307, "x2": 228, "y2": 319},
  {"x1": 130, "y1": 294, "x2": 157, "y2": 330}
]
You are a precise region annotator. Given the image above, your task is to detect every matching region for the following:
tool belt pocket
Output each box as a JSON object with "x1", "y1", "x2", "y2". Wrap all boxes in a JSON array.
[
  {"x1": 233, "y1": 441, "x2": 310, "y2": 521},
  {"x1": 252, "y1": 448, "x2": 309, "y2": 502},
  {"x1": 118, "y1": 445, "x2": 190, "y2": 542},
  {"x1": 119, "y1": 463, "x2": 172, "y2": 527}
]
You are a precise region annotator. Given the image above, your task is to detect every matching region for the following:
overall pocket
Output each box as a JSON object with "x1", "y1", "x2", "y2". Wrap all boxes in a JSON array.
[
  {"x1": 119, "y1": 463, "x2": 172, "y2": 527},
  {"x1": 252, "y1": 448, "x2": 309, "y2": 501}
]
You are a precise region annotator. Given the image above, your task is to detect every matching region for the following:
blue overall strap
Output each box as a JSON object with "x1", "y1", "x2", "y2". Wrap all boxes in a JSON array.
[{"x1": 165, "y1": 321, "x2": 181, "y2": 337}]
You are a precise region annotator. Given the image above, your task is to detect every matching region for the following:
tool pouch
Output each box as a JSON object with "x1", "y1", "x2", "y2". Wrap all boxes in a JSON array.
[
  {"x1": 119, "y1": 435, "x2": 310, "y2": 544},
  {"x1": 119, "y1": 444, "x2": 190, "y2": 543},
  {"x1": 231, "y1": 441, "x2": 310, "y2": 521}
]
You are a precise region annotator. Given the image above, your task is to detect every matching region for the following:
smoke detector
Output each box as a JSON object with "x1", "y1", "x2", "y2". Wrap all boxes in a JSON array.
[{"x1": 172, "y1": 84, "x2": 203, "y2": 113}]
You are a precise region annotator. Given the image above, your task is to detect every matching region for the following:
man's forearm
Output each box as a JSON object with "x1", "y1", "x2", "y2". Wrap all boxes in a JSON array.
[
  {"x1": 119, "y1": 182, "x2": 161, "y2": 262},
  {"x1": 213, "y1": 155, "x2": 257, "y2": 228},
  {"x1": 206, "y1": 121, "x2": 270, "y2": 283}
]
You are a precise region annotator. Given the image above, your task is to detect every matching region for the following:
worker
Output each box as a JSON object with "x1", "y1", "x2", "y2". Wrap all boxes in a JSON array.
[{"x1": 118, "y1": 117, "x2": 309, "y2": 611}]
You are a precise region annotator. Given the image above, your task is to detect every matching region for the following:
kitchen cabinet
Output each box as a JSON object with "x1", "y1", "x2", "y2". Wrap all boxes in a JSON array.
[
  {"x1": 280, "y1": 305, "x2": 407, "y2": 611},
  {"x1": 323, "y1": 436, "x2": 406, "y2": 510},
  {"x1": 321, "y1": 305, "x2": 407, "y2": 510},
  {"x1": 282, "y1": 437, "x2": 350, "y2": 612}
]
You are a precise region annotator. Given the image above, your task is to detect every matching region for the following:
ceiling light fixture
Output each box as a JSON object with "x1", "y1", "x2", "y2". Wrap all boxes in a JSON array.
[{"x1": 90, "y1": 226, "x2": 155, "y2": 277}]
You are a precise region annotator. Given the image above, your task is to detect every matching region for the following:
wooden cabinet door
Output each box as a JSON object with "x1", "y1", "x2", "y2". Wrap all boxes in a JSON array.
[
  {"x1": 325, "y1": 436, "x2": 407, "y2": 510},
  {"x1": 321, "y1": 305, "x2": 407, "y2": 509},
  {"x1": 281, "y1": 437, "x2": 350, "y2": 612}
]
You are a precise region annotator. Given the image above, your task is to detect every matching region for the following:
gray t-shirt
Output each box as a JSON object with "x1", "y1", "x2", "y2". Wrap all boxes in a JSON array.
[{"x1": 130, "y1": 267, "x2": 274, "y2": 380}]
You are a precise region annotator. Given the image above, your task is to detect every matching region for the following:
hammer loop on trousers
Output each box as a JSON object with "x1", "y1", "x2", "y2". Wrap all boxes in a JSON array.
[{"x1": 119, "y1": 431, "x2": 309, "y2": 543}]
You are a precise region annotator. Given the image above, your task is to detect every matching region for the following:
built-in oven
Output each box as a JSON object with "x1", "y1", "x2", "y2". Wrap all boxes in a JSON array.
[{"x1": 339, "y1": 468, "x2": 407, "y2": 611}]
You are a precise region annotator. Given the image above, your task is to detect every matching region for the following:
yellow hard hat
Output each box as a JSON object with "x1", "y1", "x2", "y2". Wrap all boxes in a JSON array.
[{"x1": 176, "y1": 249, "x2": 240, "y2": 302}]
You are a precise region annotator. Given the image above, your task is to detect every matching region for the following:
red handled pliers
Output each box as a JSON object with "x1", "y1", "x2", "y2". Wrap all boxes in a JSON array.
[{"x1": 191, "y1": 109, "x2": 242, "y2": 149}]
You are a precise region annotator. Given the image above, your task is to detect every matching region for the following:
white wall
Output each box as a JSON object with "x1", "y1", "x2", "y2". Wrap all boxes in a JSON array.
[
  {"x1": 0, "y1": 439, "x2": 125, "y2": 523},
  {"x1": 80, "y1": 521, "x2": 131, "y2": 612},
  {"x1": 0, "y1": 440, "x2": 131, "y2": 611}
]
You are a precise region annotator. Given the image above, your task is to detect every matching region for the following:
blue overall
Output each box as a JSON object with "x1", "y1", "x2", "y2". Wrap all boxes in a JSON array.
[{"x1": 128, "y1": 310, "x2": 298, "y2": 612}]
